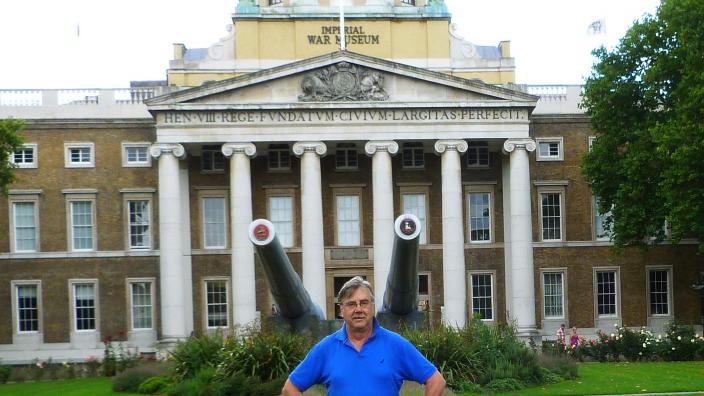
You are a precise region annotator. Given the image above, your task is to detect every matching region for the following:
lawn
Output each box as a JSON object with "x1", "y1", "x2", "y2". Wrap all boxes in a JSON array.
[
  {"x1": 493, "y1": 361, "x2": 704, "y2": 396},
  {"x1": 0, "y1": 377, "x2": 140, "y2": 396}
]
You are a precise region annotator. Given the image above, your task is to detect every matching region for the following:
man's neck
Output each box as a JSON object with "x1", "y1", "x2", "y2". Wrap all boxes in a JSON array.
[{"x1": 346, "y1": 324, "x2": 374, "y2": 351}]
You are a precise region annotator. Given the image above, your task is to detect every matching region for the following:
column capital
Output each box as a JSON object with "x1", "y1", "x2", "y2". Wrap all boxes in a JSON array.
[
  {"x1": 502, "y1": 138, "x2": 536, "y2": 154},
  {"x1": 434, "y1": 140, "x2": 468, "y2": 155},
  {"x1": 222, "y1": 142, "x2": 257, "y2": 158},
  {"x1": 364, "y1": 140, "x2": 398, "y2": 156},
  {"x1": 149, "y1": 143, "x2": 186, "y2": 160},
  {"x1": 293, "y1": 141, "x2": 327, "y2": 157}
]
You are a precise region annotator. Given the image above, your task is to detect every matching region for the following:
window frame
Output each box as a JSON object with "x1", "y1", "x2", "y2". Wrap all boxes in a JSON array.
[
  {"x1": 535, "y1": 137, "x2": 564, "y2": 162},
  {"x1": 123, "y1": 194, "x2": 153, "y2": 250},
  {"x1": 466, "y1": 185, "x2": 495, "y2": 244},
  {"x1": 69, "y1": 279, "x2": 99, "y2": 333},
  {"x1": 126, "y1": 278, "x2": 155, "y2": 331},
  {"x1": 537, "y1": 186, "x2": 566, "y2": 242},
  {"x1": 593, "y1": 267, "x2": 621, "y2": 320},
  {"x1": 466, "y1": 141, "x2": 490, "y2": 168},
  {"x1": 121, "y1": 142, "x2": 152, "y2": 168},
  {"x1": 592, "y1": 195, "x2": 612, "y2": 241},
  {"x1": 12, "y1": 280, "x2": 42, "y2": 335},
  {"x1": 203, "y1": 277, "x2": 230, "y2": 330},
  {"x1": 418, "y1": 271, "x2": 431, "y2": 312},
  {"x1": 199, "y1": 191, "x2": 229, "y2": 249},
  {"x1": 267, "y1": 144, "x2": 291, "y2": 171},
  {"x1": 646, "y1": 266, "x2": 673, "y2": 318},
  {"x1": 9, "y1": 194, "x2": 40, "y2": 253},
  {"x1": 64, "y1": 142, "x2": 95, "y2": 168},
  {"x1": 401, "y1": 142, "x2": 425, "y2": 169},
  {"x1": 333, "y1": 190, "x2": 363, "y2": 247},
  {"x1": 400, "y1": 187, "x2": 429, "y2": 245},
  {"x1": 65, "y1": 193, "x2": 97, "y2": 252},
  {"x1": 266, "y1": 189, "x2": 296, "y2": 248},
  {"x1": 200, "y1": 145, "x2": 226, "y2": 173},
  {"x1": 335, "y1": 143, "x2": 359, "y2": 170},
  {"x1": 11, "y1": 143, "x2": 38, "y2": 169},
  {"x1": 541, "y1": 269, "x2": 567, "y2": 320},
  {"x1": 469, "y1": 271, "x2": 496, "y2": 322}
]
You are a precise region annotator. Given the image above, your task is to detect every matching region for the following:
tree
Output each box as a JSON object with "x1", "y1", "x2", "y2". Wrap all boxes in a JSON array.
[
  {"x1": 581, "y1": 0, "x2": 704, "y2": 252},
  {"x1": 0, "y1": 119, "x2": 25, "y2": 196}
]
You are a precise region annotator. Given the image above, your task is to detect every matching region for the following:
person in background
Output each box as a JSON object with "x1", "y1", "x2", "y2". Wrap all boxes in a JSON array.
[
  {"x1": 570, "y1": 327, "x2": 579, "y2": 348},
  {"x1": 282, "y1": 276, "x2": 446, "y2": 396},
  {"x1": 556, "y1": 323, "x2": 566, "y2": 345}
]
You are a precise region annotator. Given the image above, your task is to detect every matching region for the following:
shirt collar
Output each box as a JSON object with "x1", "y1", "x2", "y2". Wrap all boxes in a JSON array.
[{"x1": 335, "y1": 317, "x2": 381, "y2": 342}]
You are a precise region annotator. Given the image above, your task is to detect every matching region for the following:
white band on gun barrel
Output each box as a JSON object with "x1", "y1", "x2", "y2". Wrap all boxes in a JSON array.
[
  {"x1": 248, "y1": 219, "x2": 277, "y2": 246},
  {"x1": 394, "y1": 213, "x2": 422, "y2": 240}
]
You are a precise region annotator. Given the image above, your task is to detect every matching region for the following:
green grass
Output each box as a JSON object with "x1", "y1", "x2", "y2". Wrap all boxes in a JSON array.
[
  {"x1": 492, "y1": 361, "x2": 704, "y2": 395},
  {"x1": 0, "y1": 377, "x2": 140, "y2": 396}
]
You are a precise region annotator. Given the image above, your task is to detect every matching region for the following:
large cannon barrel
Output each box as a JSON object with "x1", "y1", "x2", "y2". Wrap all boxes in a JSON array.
[
  {"x1": 382, "y1": 213, "x2": 422, "y2": 316},
  {"x1": 248, "y1": 219, "x2": 325, "y2": 323}
]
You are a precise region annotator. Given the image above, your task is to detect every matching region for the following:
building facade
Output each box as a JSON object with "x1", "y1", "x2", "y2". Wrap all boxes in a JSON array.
[{"x1": 0, "y1": 0, "x2": 702, "y2": 363}]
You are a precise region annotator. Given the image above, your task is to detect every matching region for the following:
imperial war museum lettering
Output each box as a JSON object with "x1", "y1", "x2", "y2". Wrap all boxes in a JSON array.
[{"x1": 308, "y1": 26, "x2": 380, "y2": 45}]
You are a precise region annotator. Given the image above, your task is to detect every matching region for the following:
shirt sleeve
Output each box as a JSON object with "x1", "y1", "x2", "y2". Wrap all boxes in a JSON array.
[
  {"x1": 288, "y1": 339, "x2": 326, "y2": 391},
  {"x1": 397, "y1": 336, "x2": 438, "y2": 384}
]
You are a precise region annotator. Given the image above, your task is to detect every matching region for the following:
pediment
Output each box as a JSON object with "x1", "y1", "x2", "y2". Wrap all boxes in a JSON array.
[{"x1": 146, "y1": 51, "x2": 537, "y2": 110}]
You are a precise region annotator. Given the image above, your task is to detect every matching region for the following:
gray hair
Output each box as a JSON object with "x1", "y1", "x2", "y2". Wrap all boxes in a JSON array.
[{"x1": 337, "y1": 276, "x2": 375, "y2": 302}]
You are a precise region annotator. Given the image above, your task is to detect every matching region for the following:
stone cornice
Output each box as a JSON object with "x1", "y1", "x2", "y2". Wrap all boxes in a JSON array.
[
  {"x1": 364, "y1": 140, "x2": 398, "y2": 156},
  {"x1": 502, "y1": 138, "x2": 536, "y2": 154},
  {"x1": 149, "y1": 143, "x2": 186, "y2": 159},
  {"x1": 221, "y1": 142, "x2": 257, "y2": 158},
  {"x1": 292, "y1": 141, "x2": 327, "y2": 157},
  {"x1": 434, "y1": 139, "x2": 468, "y2": 155}
]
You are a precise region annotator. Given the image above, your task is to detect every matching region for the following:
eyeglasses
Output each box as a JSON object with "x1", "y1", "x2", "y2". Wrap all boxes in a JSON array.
[{"x1": 342, "y1": 299, "x2": 372, "y2": 309}]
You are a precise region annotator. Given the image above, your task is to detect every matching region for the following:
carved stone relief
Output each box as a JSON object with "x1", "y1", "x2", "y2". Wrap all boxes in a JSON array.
[{"x1": 298, "y1": 62, "x2": 389, "y2": 102}]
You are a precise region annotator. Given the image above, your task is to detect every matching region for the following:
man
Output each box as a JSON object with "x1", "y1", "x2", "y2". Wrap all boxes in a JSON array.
[
  {"x1": 556, "y1": 323, "x2": 566, "y2": 345},
  {"x1": 282, "y1": 276, "x2": 446, "y2": 396}
]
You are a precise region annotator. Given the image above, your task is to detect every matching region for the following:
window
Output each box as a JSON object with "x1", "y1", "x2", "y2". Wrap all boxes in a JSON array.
[
  {"x1": 401, "y1": 193, "x2": 427, "y2": 244},
  {"x1": 648, "y1": 268, "x2": 671, "y2": 316},
  {"x1": 268, "y1": 144, "x2": 291, "y2": 170},
  {"x1": 536, "y1": 138, "x2": 564, "y2": 161},
  {"x1": 130, "y1": 281, "x2": 153, "y2": 330},
  {"x1": 594, "y1": 196, "x2": 611, "y2": 241},
  {"x1": 596, "y1": 270, "x2": 618, "y2": 317},
  {"x1": 70, "y1": 201, "x2": 95, "y2": 251},
  {"x1": 402, "y1": 142, "x2": 424, "y2": 169},
  {"x1": 543, "y1": 272, "x2": 564, "y2": 319},
  {"x1": 418, "y1": 272, "x2": 431, "y2": 312},
  {"x1": 269, "y1": 0, "x2": 282, "y2": 4},
  {"x1": 269, "y1": 196, "x2": 294, "y2": 247},
  {"x1": 401, "y1": 0, "x2": 416, "y2": 4},
  {"x1": 64, "y1": 143, "x2": 95, "y2": 168},
  {"x1": 470, "y1": 273, "x2": 494, "y2": 321},
  {"x1": 540, "y1": 192, "x2": 563, "y2": 241},
  {"x1": 73, "y1": 283, "x2": 96, "y2": 331},
  {"x1": 336, "y1": 195, "x2": 360, "y2": 246},
  {"x1": 202, "y1": 196, "x2": 227, "y2": 248},
  {"x1": 201, "y1": 145, "x2": 225, "y2": 172},
  {"x1": 11, "y1": 144, "x2": 37, "y2": 168},
  {"x1": 335, "y1": 143, "x2": 358, "y2": 170},
  {"x1": 466, "y1": 141, "x2": 489, "y2": 167},
  {"x1": 122, "y1": 143, "x2": 151, "y2": 167},
  {"x1": 127, "y1": 200, "x2": 151, "y2": 249},
  {"x1": 468, "y1": 192, "x2": 492, "y2": 243},
  {"x1": 205, "y1": 279, "x2": 229, "y2": 328},
  {"x1": 16, "y1": 284, "x2": 40, "y2": 333},
  {"x1": 12, "y1": 201, "x2": 37, "y2": 252}
]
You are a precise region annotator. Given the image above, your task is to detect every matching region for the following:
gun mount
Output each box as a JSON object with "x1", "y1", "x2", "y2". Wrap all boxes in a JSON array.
[
  {"x1": 377, "y1": 214, "x2": 427, "y2": 331},
  {"x1": 248, "y1": 219, "x2": 328, "y2": 333}
]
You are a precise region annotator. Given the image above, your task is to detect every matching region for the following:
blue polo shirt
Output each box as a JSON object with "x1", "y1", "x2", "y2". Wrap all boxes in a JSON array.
[{"x1": 289, "y1": 318, "x2": 437, "y2": 395}]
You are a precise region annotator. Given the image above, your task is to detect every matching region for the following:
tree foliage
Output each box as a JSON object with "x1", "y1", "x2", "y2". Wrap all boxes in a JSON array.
[
  {"x1": 0, "y1": 118, "x2": 25, "y2": 196},
  {"x1": 581, "y1": 0, "x2": 704, "y2": 251}
]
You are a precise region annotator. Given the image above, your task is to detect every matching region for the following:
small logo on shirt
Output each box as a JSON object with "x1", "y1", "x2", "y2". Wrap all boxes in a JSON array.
[{"x1": 379, "y1": 357, "x2": 384, "y2": 364}]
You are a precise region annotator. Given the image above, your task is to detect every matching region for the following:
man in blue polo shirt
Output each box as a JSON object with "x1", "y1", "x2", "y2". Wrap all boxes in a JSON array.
[{"x1": 282, "y1": 276, "x2": 446, "y2": 396}]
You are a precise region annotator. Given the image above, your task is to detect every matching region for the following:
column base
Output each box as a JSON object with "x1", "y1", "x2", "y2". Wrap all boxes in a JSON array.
[
  {"x1": 515, "y1": 326, "x2": 541, "y2": 349},
  {"x1": 156, "y1": 337, "x2": 189, "y2": 359}
]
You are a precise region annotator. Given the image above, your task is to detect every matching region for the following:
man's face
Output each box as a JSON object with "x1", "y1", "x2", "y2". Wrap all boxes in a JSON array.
[{"x1": 341, "y1": 287, "x2": 374, "y2": 333}]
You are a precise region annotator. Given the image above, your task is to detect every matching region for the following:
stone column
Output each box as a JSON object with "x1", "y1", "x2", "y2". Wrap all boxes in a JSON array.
[
  {"x1": 292, "y1": 142, "x2": 327, "y2": 316},
  {"x1": 364, "y1": 140, "x2": 398, "y2": 306},
  {"x1": 502, "y1": 138, "x2": 538, "y2": 339},
  {"x1": 222, "y1": 143, "x2": 258, "y2": 327},
  {"x1": 434, "y1": 140, "x2": 468, "y2": 328},
  {"x1": 150, "y1": 143, "x2": 188, "y2": 341}
]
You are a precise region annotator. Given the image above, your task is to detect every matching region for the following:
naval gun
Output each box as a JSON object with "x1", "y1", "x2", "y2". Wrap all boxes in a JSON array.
[
  {"x1": 377, "y1": 214, "x2": 427, "y2": 331},
  {"x1": 248, "y1": 219, "x2": 329, "y2": 334}
]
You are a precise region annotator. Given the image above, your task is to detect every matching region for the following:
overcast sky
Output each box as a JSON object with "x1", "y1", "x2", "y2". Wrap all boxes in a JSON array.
[{"x1": 0, "y1": 0, "x2": 659, "y2": 89}]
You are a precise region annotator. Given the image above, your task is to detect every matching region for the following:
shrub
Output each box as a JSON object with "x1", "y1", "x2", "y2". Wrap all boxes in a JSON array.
[
  {"x1": 112, "y1": 363, "x2": 170, "y2": 392},
  {"x1": 29, "y1": 359, "x2": 44, "y2": 381},
  {"x1": 538, "y1": 353, "x2": 578, "y2": 379},
  {"x1": 215, "y1": 371, "x2": 286, "y2": 396},
  {"x1": 0, "y1": 365, "x2": 12, "y2": 384},
  {"x1": 170, "y1": 331, "x2": 225, "y2": 380},
  {"x1": 165, "y1": 367, "x2": 220, "y2": 396},
  {"x1": 85, "y1": 356, "x2": 101, "y2": 377},
  {"x1": 661, "y1": 322, "x2": 699, "y2": 361},
  {"x1": 137, "y1": 376, "x2": 170, "y2": 394},
  {"x1": 485, "y1": 377, "x2": 525, "y2": 392}
]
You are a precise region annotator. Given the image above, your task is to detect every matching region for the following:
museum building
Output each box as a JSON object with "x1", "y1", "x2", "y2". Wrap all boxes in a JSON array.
[{"x1": 0, "y1": 0, "x2": 702, "y2": 363}]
